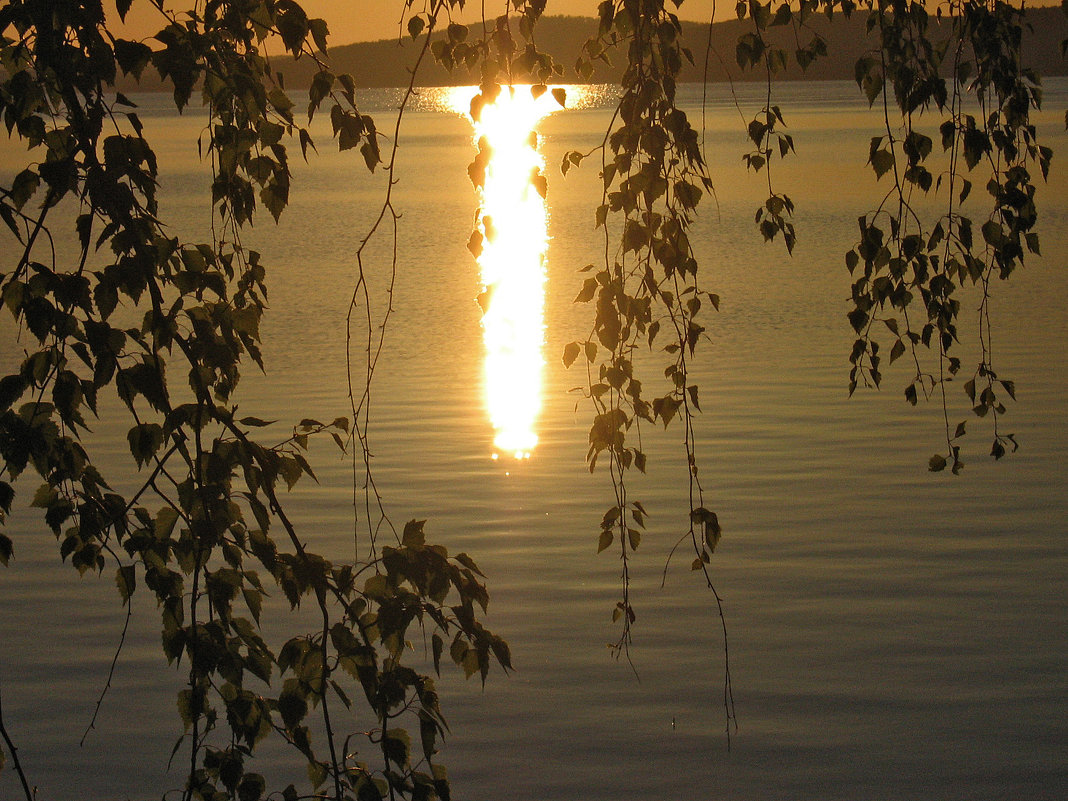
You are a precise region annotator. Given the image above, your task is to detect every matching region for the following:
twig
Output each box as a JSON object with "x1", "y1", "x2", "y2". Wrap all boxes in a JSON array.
[
  {"x1": 80, "y1": 596, "x2": 132, "y2": 746},
  {"x1": 0, "y1": 680, "x2": 35, "y2": 801}
]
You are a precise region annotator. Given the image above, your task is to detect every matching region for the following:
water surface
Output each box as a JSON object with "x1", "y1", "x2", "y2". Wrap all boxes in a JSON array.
[{"x1": 1, "y1": 80, "x2": 1066, "y2": 801}]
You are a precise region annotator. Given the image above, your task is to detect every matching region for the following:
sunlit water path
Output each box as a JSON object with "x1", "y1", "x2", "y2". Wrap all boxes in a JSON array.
[
  {"x1": 446, "y1": 85, "x2": 577, "y2": 458},
  {"x1": 0, "y1": 81, "x2": 1066, "y2": 801}
]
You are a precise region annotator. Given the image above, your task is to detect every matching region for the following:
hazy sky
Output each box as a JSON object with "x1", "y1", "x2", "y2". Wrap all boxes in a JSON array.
[
  {"x1": 112, "y1": 0, "x2": 1057, "y2": 47},
  {"x1": 292, "y1": 0, "x2": 718, "y2": 44},
  {"x1": 114, "y1": 0, "x2": 715, "y2": 46}
]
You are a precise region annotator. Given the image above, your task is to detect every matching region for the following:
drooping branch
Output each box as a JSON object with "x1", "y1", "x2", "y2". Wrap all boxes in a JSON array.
[{"x1": 0, "y1": 680, "x2": 34, "y2": 801}]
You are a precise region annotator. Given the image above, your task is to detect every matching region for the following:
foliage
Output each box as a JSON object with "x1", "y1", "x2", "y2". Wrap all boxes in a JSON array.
[
  {"x1": 0, "y1": 0, "x2": 1062, "y2": 797},
  {"x1": 0, "y1": 2, "x2": 508, "y2": 800},
  {"x1": 559, "y1": 4, "x2": 733, "y2": 728},
  {"x1": 707, "y1": 0, "x2": 1055, "y2": 478},
  {"x1": 557, "y1": 0, "x2": 1058, "y2": 688},
  {"x1": 842, "y1": 0, "x2": 1052, "y2": 474}
]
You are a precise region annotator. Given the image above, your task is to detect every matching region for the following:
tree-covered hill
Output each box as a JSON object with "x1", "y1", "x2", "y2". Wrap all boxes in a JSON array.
[
  {"x1": 107, "y1": 9, "x2": 1067, "y2": 92},
  {"x1": 268, "y1": 8, "x2": 1068, "y2": 88}
]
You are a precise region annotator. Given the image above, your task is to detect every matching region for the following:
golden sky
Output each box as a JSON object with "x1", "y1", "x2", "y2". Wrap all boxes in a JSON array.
[
  {"x1": 112, "y1": 0, "x2": 1060, "y2": 46},
  {"x1": 113, "y1": 0, "x2": 714, "y2": 46},
  {"x1": 292, "y1": 0, "x2": 721, "y2": 44}
]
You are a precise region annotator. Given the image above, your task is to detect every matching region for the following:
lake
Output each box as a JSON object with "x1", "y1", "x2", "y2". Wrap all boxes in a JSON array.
[{"x1": 1, "y1": 78, "x2": 1066, "y2": 800}]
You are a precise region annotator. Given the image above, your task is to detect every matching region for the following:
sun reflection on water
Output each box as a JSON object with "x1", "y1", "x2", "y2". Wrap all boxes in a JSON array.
[{"x1": 447, "y1": 85, "x2": 576, "y2": 459}]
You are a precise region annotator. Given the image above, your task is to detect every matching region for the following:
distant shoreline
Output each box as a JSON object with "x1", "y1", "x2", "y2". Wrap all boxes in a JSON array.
[{"x1": 110, "y1": 10, "x2": 1067, "y2": 92}]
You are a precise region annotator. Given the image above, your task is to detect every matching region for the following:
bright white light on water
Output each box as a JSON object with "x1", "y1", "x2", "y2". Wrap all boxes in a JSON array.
[{"x1": 448, "y1": 86, "x2": 574, "y2": 459}]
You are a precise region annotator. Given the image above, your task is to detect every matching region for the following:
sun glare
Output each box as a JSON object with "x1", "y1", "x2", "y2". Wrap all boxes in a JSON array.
[{"x1": 448, "y1": 85, "x2": 574, "y2": 459}]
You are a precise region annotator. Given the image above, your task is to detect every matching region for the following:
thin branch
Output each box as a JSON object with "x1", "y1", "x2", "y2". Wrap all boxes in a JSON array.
[
  {"x1": 79, "y1": 594, "x2": 133, "y2": 746},
  {"x1": 0, "y1": 680, "x2": 35, "y2": 801}
]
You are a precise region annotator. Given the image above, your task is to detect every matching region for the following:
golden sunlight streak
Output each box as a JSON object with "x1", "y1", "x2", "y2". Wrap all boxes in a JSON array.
[{"x1": 448, "y1": 85, "x2": 579, "y2": 459}]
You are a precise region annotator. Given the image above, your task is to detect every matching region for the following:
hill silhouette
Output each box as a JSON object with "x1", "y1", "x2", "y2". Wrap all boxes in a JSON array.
[
  {"x1": 116, "y1": 9, "x2": 1067, "y2": 92},
  {"x1": 275, "y1": 9, "x2": 1068, "y2": 87}
]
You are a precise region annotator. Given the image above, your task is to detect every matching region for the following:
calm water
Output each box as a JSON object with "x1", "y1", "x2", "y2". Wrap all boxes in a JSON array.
[{"x1": 1, "y1": 80, "x2": 1066, "y2": 800}]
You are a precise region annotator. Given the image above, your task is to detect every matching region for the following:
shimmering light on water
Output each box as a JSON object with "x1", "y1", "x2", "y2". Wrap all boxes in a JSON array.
[
  {"x1": 2, "y1": 81, "x2": 1066, "y2": 801},
  {"x1": 448, "y1": 85, "x2": 574, "y2": 458}
]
